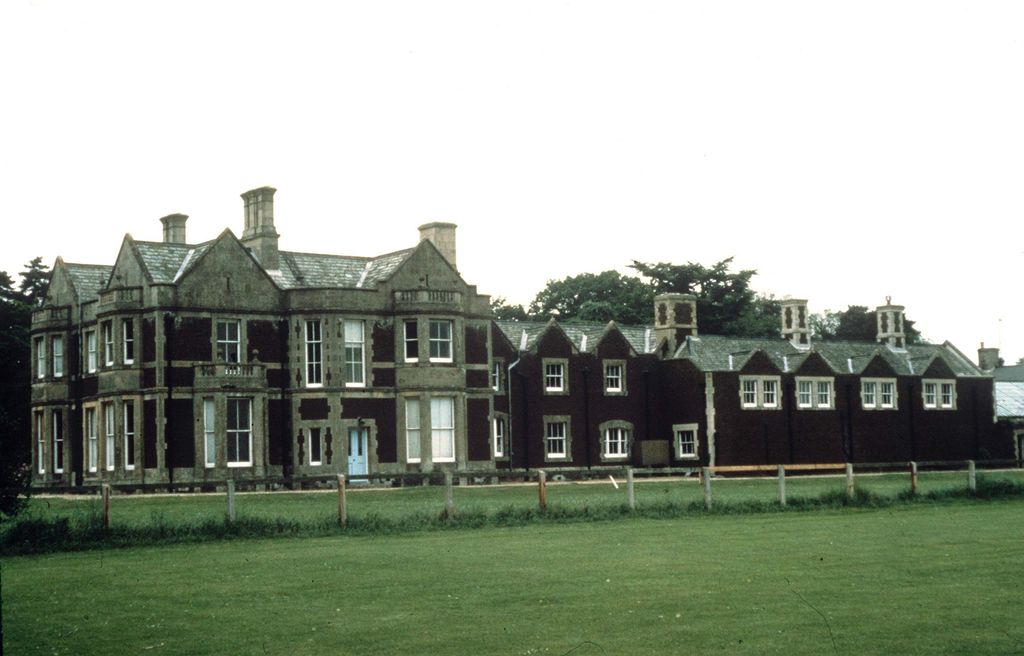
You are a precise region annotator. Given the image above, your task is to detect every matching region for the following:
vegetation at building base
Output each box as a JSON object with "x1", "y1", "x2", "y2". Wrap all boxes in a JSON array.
[
  {"x1": 492, "y1": 256, "x2": 923, "y2": 342},
  {"x1": 4, "y1": 501, "x2": 1023, "y2": 656},
  {"x1": 3, "y1": 472, "x2": 1022, "y2": 556},
  {"x1": 0, "y1": 258, "x2": 47, "y2": 520}
]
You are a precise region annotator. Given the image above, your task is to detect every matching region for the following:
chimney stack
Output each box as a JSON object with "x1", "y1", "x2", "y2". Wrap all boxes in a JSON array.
[
  {"x1": 876, "y1": 297, "x2": 906, "y2": 350},
  {"x1": 240, "y1": 186, "x2": 279, "y2": 270},
  {"x1": 978, "y1": 342, "x2": 1001, "y2": 372},
  {"x1": 780, "y1": 299, "x2": 810, "y2": 349},
  {"x1": 160, "y1": 213, "x2": 188, "y2": 244},
  {"x1": 654, "y1": 293, "x2": 697, "y2": 355},
  {"x1": 418, "y1": 222, "x2": 457, "y2": 269}
]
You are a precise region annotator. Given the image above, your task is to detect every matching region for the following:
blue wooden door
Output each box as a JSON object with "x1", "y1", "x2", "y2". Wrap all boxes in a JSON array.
[{"x1": 348, "y1": 428, "x2": 368, "y2": 477}]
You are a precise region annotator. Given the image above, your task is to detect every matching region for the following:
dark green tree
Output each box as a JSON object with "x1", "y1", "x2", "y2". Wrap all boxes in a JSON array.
[
  {"x1": 527, "y1": 270, "x2": 653, "y2": 325},
  {"x1": 1, "y1": 266, "x2": 35, "y2": 519},
  {"x1": 630, "y1": 257, "x2": 778, "y2": 336},
  {"x1": 18, "y1": 257, "x2": 50, "y2": 305},
  {"x1": 811, "y1": 305, "x2": 922, "y2": 343},
  {"x1": 490, "y1": 296, "x2": 531, "y2": 322}
]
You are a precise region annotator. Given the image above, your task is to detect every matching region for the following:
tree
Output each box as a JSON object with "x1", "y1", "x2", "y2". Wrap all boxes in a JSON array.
[
  {"x1": 630, "y1": 257, "x2": 775, "y2": 336},
  {"x1": 812, "y1": 305, "x2": 922, "y2": 344},
  {"x1": 527, "y1": 270, "x2": 653, "y2": 325},
  {"x1": 490, "y1": 296, "x2": 530, "y2": 322},
  {"x1": 1, "y1": 264, "x2": 39, "y2": 519},
  {"x1": 18, "y1": 257, "x2": 50, "y2": 305}
]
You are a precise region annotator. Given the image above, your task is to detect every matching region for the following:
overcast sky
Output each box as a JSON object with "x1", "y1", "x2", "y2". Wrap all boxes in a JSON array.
[{"x1": 2, "y1": 1, "x2": 1022, "y2": 363}]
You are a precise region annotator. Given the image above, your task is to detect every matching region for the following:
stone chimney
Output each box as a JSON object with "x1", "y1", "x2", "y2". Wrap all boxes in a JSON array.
[
  {"x1": 240, "y1": 186, "x2": 279, "y2": 270},
  {"x1": 780, "y1": 299, "x2": 810, "y2": 349},
  {"x1": 160, "y1": 213, "x2": 188, "y2": 244},
  {"x1": 654, "y1": 293, "x2": 697, "y2": 355},
  {"x1": 418, "y1": 222, "x2": 457, "y2": 269},
  {"x1": 978, "y1": 342, "x2": 1001, "y2": 372},
  {"x1": 876, "y1": 297, "x2": 906, "y2": 350}
]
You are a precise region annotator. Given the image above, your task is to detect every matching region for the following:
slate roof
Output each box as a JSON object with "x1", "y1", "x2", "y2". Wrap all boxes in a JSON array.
[
  {"x1": 995, "y1": 382, "x2": 1024, "y2": 418},
  {"x1": 994, "y1": 364, "x2": 1024, "y2": 383},
  {"x1": 64, "y1": 263, "x2": 113, "y2": 302},
  {"x1": 495, "y1": 319, "x2": 985, "y2": 377},
  {"x1": 130, "y1": 239, "x2": 413, "y2": 290}
]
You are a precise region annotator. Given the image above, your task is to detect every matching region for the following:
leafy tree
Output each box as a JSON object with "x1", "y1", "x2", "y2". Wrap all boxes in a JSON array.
[
  {"x1": 490, "y1": 296, "x2": 530, "y2": 322},
  {"x1": 18, "y1": 257, "x2": 50, "y2": 305},
  {"x1": 812, "y1": 305, "x2": 922, "y2": 344},
  {"x1": 630, "y1": 257, "x2": 773, "y2": 336},
  {"x1": 0, "y1": 266, "x2": 35, "y2": 519},
  {"x1": 527, "y1": 270, "x2": 653, "y2": 325}
]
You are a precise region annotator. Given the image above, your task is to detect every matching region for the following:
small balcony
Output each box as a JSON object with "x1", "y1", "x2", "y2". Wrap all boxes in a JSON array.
[
  {"x1": 31, "y1": 306, "x2": 70, "y2": 329},
  {"x1": 194, "y1": 363, "x2": 267, "y2": 390},
  {"x1": 394, "y1": 289, "x2": 463, "y2": 311},
  {"x1": 98, "y1": 286, "x2": 142, "y2": 311}
]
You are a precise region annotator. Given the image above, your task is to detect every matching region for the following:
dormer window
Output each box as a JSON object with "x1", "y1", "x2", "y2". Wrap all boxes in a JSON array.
[
  {"x1": 862, "y1": 378, "x2": 897, "y2": 410},
  {"x1": 739, "y1": 376, "x2": 781, "y2": 409},
  {"x1": 796, "y1": 377, "x2": 834, "y2": 410},
  {"x1": 543, "y1": 359, "x2": 568, "y2": 394},
  {"x1": 923, "y1": 379, "x2": 956, "y2": 410}
]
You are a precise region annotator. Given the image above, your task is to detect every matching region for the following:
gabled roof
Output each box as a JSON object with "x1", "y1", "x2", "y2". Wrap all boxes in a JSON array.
[
  {"x1": 128, "y1": 237, "x2": 415, "y2": 291},
  {"x1": 995, "y1": 382, "x2": 1024, "y2": 418},
  {"x1": 495, "y1": 320, "x2": 657, "y2": 355},
  {"x1": 63, "y1": 263, "x2": 113, "y2": 302}
]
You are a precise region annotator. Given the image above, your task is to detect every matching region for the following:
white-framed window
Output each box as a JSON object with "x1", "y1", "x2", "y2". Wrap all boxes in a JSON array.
[
  {"x1": 52, "y1": 410, "x2": 63, "y2": 474},
  {"x1": 86, "y1": 407, "x2": 98, "y2": 473},
  {"x1": 674, "y1": 423, "x2": 699, "y2": 460},
  {"x1": 604, "y1": 361, "x2": 624, "y2": 394},
  {"x1": 428, "y1": 319, "x2": 452, "y2": 362},
  {"x1": 404, "y1": 320, "x2": 419, "y2": 362},
  {"x1": 122, "y1": 319, "x2": 135, "y2": 364},
  {"x1": 305, "y1": 320, "x2": 322, "y2": 387},
  {"x1": 491, "y1": 360, "x2": 503, "y2": 392},
  {"x1": 545, "y1": 419, "x2": 568, "y2": 459},
  {"x1": 862, "y1": 378, "x2": 898, "y2": 410},
  {"x1": 123, "y1": 401, "x2": 135, "y2": 471},
  {"x1": 493, "y1": 416, "x2": 506, "y2": 458},
  {"x1": 86, "y1": 330, "x2": 97, "y2": 373},
  {"x1": 923, "y1": 379, "x2": 956, "y2": 410},
  {"x1": 52, "y1": 336, "x2": 63, "y2": 378},
  {"x1": 344, "y1": 320, "x2": 365, "y2": 387},
  {"x1": 544, "y1": 360, "x2": 567, "y2": 393},
  {"x1": 309, "y1": 427, "x2": 322, "y2": 466},
  {"x1": 203, "y1": 399, "x2": 216, "y2": 468},
  {"x1": 35, "y1": 336, "x2": 45, "y2": 379},
  {"x1": 405, "y1": 397, "x2": 421, "y2": 463},
  {"x1": 226, "y1": 398, "x2": 252, "y2": 466},
  {"x1": 602, "y1": 426, "x2": 630, "y2": 459},
  {"x1": 430, "y1": 397, "x2": 455, "y2": 463},
  {"x1": 104, "y1": 402, "x2": 115, "y2": 471},
  {"x1": 739, "y1": 376, "x2": 782, "y2": 409},
  {"x1": 216, "y1": 320, "x2": 241, "y2": 363},
  {"x1": 35, "y1": 411, "x2": 45, "y2": 474},
  {"x1": 102, "y1": 320, "x2": 114, "y2": 366},
  {"x1": 796, "y1": 377, "x2": 834, "y2": 409}
]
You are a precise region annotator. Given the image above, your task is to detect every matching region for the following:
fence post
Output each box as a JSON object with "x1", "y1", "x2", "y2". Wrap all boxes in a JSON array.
[
  {"x1": 337, "y1": 474, "x2": 347, "y2": 528},
  {"x1": 226, "y1": 479, "x2": 236, "y2": 523},
  {"x1": 102, "y1": 484, "x2": 111, "y2": 529},
  {"x1": 777, "y1": 465, "x2": 786, "y2": 507},
  {"x1": 910, "y1": 461, "x2": 918, "y2": 496},
  {"x1": 626, "y1": 468, "x2": 636, "y2": 511},
  {"x1": 702, "y1": 467, "x2": 712, "y2": 510},
  {"x1": 538, "y1": 470, "x2": 547, "y2": 512},
  {"x1": 845, "y1": 463, "x2": 855, "y2": 501},
  {"x1": 444, "y1": 471, "x2": 454, "y2": 519},
  {"x1": 967, "y1": 460, "x2": 977, "y2": 492}
]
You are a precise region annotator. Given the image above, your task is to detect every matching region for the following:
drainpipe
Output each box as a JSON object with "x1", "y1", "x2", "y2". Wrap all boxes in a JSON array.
[
  {"x1": 582, "y1": 366, "x2": 592, "y2": 469},
  {"x1": 505, "y1": 356, "x2": 521, "y2": 472}
]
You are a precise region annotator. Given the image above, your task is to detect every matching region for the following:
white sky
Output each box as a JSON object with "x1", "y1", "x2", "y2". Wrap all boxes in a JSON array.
[{"x1": 2, "y1": 1, "x2": 1022, "y2": 363}]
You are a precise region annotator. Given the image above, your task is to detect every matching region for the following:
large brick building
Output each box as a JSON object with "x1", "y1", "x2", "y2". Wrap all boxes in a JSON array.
[{"x1": 29, "y1": 187, "x2": 1012, "y2": 487}]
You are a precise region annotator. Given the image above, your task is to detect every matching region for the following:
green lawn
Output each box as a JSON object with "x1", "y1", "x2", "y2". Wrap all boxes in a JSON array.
[{"x1": 3, "y1": 498, "x2": 1024, "y2": 655}]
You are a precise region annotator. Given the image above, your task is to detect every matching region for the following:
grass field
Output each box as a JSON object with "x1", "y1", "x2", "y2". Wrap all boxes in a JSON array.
[{"x1": 3, "y1": 498, "x2": 1023, "y2": 655}]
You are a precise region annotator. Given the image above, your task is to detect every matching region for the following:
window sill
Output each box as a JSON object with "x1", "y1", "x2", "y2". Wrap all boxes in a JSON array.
[{"x1": 227, "y1": 462, "x2": 252, "y2": 468}]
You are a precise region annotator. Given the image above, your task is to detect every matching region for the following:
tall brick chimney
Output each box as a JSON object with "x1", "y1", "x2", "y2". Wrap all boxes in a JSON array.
[
  {"x1": 160, "y1": 213, "x2": 188, "y2": 244},
  {"x1": 240, "y1": 186, "x2": 279, "y2": 270},
  {"x1": 780, "y1": 299, "x2": 810, "y2": 349},
  {"x1": 418, "y1": 222, "x2": 457, "y2": 269},
  {"x1": 654, "y1": 293, "x2": 697, "y2": 355},
  {"x1": 876, "y1": 297, "x2": 906, "y2": 350}
]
